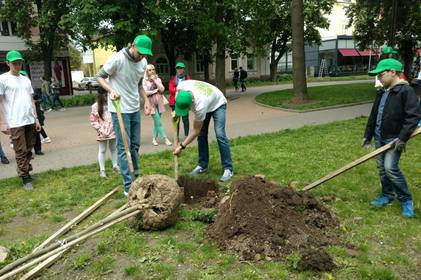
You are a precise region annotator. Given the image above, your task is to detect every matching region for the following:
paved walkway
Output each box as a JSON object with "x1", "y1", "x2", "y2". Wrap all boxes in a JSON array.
[{"x1": 0, "y1": 80, "x2": 373, "y2": 179}]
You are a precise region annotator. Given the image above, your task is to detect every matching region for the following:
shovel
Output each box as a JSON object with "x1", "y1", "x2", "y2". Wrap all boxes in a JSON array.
[
  {"x1": 302, "y1": 126, "x2": 421, "y2": 191},
  {"x1": 112, "y1": 99, "x2": 135, "y2": 180}
]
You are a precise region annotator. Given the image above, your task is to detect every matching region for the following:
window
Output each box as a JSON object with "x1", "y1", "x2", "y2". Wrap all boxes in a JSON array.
[
  {"x1": 196, "y1": 56, "x2": 204, "y2": 73},
  {"x1": 230, "y1": 56, "x2": 238, "y2": 71},
  {"x1": 246, "y1": 55, "x2": 255, "y2": 71},
  {"x1": 155, "y1": 57, "x2": 169, "y2": 74},
  {"x1": 1, "y1": 21, "x2": 10, "y2": 36}
]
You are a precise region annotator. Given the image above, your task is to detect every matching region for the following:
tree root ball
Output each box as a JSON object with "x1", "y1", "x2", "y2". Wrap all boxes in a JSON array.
[{"x1": 127, "y1": 174, "x2": 183, "y2": 230}]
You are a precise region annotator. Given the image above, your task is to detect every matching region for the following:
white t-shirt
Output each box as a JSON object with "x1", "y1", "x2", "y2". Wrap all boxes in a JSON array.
[
  {"x1": 0, "y1": 72, "x2": 36, "y2": 128},
  {"x1": 103, "y1": 49, "x2": 147, "y2": 113},
  {"x1": 176, "y1": 80, "x2": 227, "y2": 121}
]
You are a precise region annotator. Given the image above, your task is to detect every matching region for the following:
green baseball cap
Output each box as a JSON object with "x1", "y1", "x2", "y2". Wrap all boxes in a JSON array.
[
  {"x1": 175, "y1": 62, "x2": 185, "y2": 68},
  {"x1": 175, "y1": 91, "x2": 192, "y2": 117},
  {"x1": 133, "y1": 35, "x2": 153, "y2": 56},
  {"x1": 19, "y1": 70, "x2": 28, "y2": 76},
  {"x1": 381, "y1": 46, "x2": 397, "y2": 55},
  {"x1": 6, "y1": 50, "x2": 24, "y2": 62},
  {"x1": 368, "y1": 58, "x2": 402, "y2": 76}
]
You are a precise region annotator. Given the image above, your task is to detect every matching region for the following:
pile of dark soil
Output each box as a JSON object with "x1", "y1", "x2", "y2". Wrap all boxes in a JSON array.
[{"x1": 206, "y1": 176, "x2": 338, "y2": 271}]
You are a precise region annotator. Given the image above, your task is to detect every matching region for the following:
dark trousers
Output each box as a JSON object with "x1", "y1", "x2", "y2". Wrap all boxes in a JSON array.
[
  {"x1": 34, "y1": 127, "x2": 48, "y2": 153},
  {"x1": 52, "y1": 93, "x2": 64, "y2": 109},
  {"x1": 10, "y1": 124, "x2": 36, "y2": 177},
  {"x1": 240, "y1": 79, "x2": 246, "y2": 92},
  {"x1": 171, "y1": 107, "x2": 189, "y2": 137}
]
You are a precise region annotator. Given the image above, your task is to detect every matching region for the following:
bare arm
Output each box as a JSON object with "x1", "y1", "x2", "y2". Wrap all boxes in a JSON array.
[
  {"x1": 0, "y1": 96, "x2": 9, "y2": 134},
  {"x1": 140, "y1": 87, "x2": 151, "y2": 115},
  {"x1": 173, "y1": 119, "x2": 203, "y2": 156},
  {"x1": 32, "y1": 98, "x2": 41, "y2": 132}
]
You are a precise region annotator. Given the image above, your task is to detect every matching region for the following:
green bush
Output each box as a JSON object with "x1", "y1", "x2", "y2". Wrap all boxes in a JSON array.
[{"x1": 63, "y1": 94, "x2": 96, "y2": 108}]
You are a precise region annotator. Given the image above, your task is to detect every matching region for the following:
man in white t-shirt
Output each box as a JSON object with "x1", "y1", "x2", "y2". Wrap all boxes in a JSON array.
[
  {"x1": 172, "y1": 80, "x2": 233, "y2": 181},
  {"x1": 0, "y1": 50, "x2": 41, "y2": 190},
  {"x1": 97, "y1": 34, "x2": 152, "y2": 195}
]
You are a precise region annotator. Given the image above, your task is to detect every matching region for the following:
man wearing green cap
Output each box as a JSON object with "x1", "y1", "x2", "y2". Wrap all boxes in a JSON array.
[
  {"x1": 0, "y1": 50, "x2": 41, "y2": 190},
  {"x1": 363, "y1": 58, "x2": 421, "y2": 218},
  {"x1": 97, "y1": 34, "x2": 153, "y2": 195},
  {"x1": 172, "y1": 80, "x2": 233, "y2": 182}
]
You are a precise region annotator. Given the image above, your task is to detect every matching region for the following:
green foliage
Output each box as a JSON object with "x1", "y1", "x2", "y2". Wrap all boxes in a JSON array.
[
  {"x1": 62, "y1": 94, "x2": 96, "y2": 108},
  {"x1": 347, "y1": 0, "x2": 421, "y2": 77},
  {"x1": 69, "y1": 45, "x2": 83, "y2": 70},
  {"x1": 255, "y1": 82, "x2": 375, "y2": 111}
]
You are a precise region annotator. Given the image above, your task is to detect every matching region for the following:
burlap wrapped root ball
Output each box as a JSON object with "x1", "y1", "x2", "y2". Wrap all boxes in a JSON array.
[{"x1": 127, "y1": 174, "x2": 183, "y2": 230}]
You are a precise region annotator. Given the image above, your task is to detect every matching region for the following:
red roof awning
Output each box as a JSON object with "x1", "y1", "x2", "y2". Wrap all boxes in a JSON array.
[
  {"x1": 339, "y1": 49, "x2": 360, "y2": 57},
  {"x1": 358, "y1": 49, "x2": 377, "y2": 56}
]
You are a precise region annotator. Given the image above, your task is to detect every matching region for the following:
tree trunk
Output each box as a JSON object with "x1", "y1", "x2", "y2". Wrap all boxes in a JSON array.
[
  {"x1": 400, "y1": 40, "x2": 414, "y2": 82},
  {"x1": 215, "y1": 39, "x2": 226, "y2": 94},
  {"x1": 291, "y1": 0, "x2": 309, "y2": 103},
  {"x1": 214, "y1": 0, "x2": 226, "y2": 94},
  {"x1": 41, "y1": 43, "x2": 53, "y2": 81},
  {"x1": 270, "y1": 63, "x2": 277, "y2": 81}
]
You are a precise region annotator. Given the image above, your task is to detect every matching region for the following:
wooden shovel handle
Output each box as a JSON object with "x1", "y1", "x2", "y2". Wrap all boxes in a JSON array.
[
  {"x1": 112, "y1": 99, "x2": 135, "y2": 180},
  {"x1": 302, "y1": 127, "x2": 421, "y2": 191}
]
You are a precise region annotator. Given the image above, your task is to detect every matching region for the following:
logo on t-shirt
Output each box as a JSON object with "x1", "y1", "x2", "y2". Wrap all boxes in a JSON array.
[{"x1": 193, "y1": 81, "x2": 213, "y2": 97}]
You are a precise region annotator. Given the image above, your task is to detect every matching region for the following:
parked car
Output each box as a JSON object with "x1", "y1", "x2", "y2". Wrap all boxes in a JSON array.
[{"x1": 78, "y1": 77, "x2": 100, "y2": 89}]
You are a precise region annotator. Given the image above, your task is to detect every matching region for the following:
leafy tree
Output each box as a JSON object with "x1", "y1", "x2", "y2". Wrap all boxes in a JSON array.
[
  {"x1": 347, "y1": 0, "x2": 421, "y2": 79},
  {"x1": 241, "y1": 0, "x2": 334, "y2": 81},
  {"x1": 0, "y1": 0, "x2": 71, "y2": 81},
  {"x1": 291, "y1": 0, "x2": 308, "y2": 102},
  {"x1": 69, "y1": 45, "x2": 82, "y2": 70}
]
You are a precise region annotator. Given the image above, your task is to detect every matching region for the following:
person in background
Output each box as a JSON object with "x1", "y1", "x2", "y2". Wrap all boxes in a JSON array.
[
  {"x1": 90, "y1": 89, "x2": 119, "y2": 178},
  {"x1": 173, "y1": 80, "x2": 233, "y2": 182},
  {"x1": 169, "y1": 62, "x2": 190, "y2": 139},
  {"x1": 19, "y1": 70, "x2": 51, "y2": 155},
  {"x1": 0, "y1": 50, "x2": 41, "y2": 190},
  {"x1": 0, "y1": 141, "x2": 9, "y2": 164},
  {"x1": 363, "y1": 58, "x2": 421, "y2": 218},
  {"x1": 142, "y1": 64, "x2": 172, "y2": 146},
  {"x1": 50, "y1": 78, "x2": 65, "y2": 111},
  {"x1": 232, "y1": 68, "x2": 239, "y2": 91},
  {"x1": 40, "y1": 76, "x2": 52, "y2": 112},
  {"x1": 239, "y1": 66, "x2": 248, "y2": 92}
]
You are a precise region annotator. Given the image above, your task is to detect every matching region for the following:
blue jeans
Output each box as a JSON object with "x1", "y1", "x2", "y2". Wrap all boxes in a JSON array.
[
  {"x1": 0, "y1": 141, "x2": 4, "y2": 158},
  {"x1": 375, "y1": 137, "x2": 412, "y2": 202},
  {"x1": 112, "y1": 111, "x2": 141, "y2": 192},
  {"x1": 197, "y1": 104, "x2": 233, "y2": 171}
]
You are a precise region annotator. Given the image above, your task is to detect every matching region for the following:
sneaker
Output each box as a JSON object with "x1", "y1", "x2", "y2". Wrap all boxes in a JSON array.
[
  {"x1": 35, "y1": 151, "x2": 44, "y2": 155},
  {"x1": 152, "y1": 138, "x2": 158, "y2": 146},
  {"x1": 164, "y1": 138, "x2": 172, "y2": 146},
  {"x1": 45, "y1": 108, "x2": 52, "y2": 113},
  {"x1": 402, "y1": 200, "x2": 415, "y2": 218},
  {"x1": 59, "y1": 108, "x2": 66, "y2": 112},
  {"x1": 124, "y1": 191, "x2": 129, "y2": 197},
  {"x1": 1, "y1": 156, "x2": 9, "y2": 164},
  {"x1": 190, "y1": 166, "x2": 207, "y2": 176},
  {"x1": 99, "y1": 170, "x2": 107, "y2": 178},
  {"x1": 370, "y1": 196, "x2": 394, "y2": 207},
  {"x1": 22, "y1": 176, "x2": 33, "y2": 191},
  {"x1": 220, "y1": 169, "x2": 233, "y2": 182},
  {"x1": 10, "y1": 143, "x2": 13, "y2": 149},
  {"x1": 112, "y1": 165, "x2": 120, "y2": 173},
  {"x1": 41, "y1": 137, "x2": 51, "y2": 144}
]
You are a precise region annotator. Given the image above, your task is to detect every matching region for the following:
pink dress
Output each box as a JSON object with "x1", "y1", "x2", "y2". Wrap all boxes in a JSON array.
[
  {"x1": 143, "y1": 78, "x2": 166, "y2": 114},
  {"x1": 89, "y1": 103, "x2": 116, "y2": 141}
]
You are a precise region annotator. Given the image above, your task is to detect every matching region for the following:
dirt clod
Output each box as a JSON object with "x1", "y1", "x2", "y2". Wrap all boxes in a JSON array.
[
  {"x1": 128, "y1": 174, "x2": 183, "y2": 230},
  {"x1": 206, "y1": 176, "x2": 338, "y2": 267},
  {"x1": 298, "y1": 248, "x2": 335, "y2": 272}
]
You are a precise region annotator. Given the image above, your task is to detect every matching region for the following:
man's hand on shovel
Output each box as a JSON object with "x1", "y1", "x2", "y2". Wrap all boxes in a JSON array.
[{"x1": 110, "y1": 90, "x2": 120, "y2": 101}]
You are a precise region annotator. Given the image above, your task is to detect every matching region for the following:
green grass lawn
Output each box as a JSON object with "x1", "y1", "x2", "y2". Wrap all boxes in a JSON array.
[
  {"x1": 1, "y1": 117, "x2": 420, "y2": 279},
  {"x1": 255, "y1": 83, "x2": 376, "y2": 111}
]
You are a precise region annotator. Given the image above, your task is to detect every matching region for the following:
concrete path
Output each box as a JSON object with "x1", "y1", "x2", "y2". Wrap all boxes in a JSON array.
[{"x1": 0, "y1": 80, "x2": 373, "y2": 179}]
